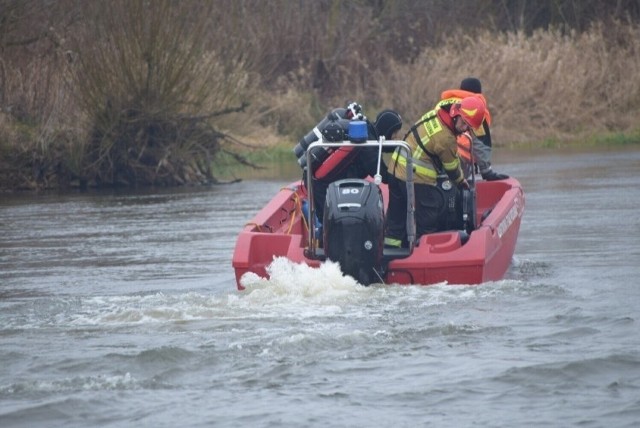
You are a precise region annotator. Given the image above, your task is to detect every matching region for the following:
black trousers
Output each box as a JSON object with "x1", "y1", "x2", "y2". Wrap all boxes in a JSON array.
[
  {"x1": 311, "y1": 178, "x2": 330, "y2": 223},
  {"x1": 385, "y1": 175, "x2": 461, "y2": 246}
]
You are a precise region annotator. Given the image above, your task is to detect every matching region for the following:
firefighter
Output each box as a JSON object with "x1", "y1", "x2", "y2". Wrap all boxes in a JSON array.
[
  {"x1": 384, "y1": 97, "x2": 485, "y2": 247},
  {"x1": 437, "y1": 77, "x2": 508, "y2": 181}
]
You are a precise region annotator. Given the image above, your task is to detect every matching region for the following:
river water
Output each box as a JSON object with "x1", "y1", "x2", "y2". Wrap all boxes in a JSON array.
[{"x1": 1, "y1": 146, "x2": 639, "y2": 427}]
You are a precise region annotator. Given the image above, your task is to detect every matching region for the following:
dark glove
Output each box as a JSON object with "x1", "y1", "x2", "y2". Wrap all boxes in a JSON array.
[
  {"x1": 458, "y1": 179, "x2": 470, "y2": 190},
  {"x1": 482, "y1": 170, "x2": 509, "y2": 181}
]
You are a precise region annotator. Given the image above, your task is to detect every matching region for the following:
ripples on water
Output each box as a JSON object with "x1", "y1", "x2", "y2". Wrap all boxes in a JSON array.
[{"x1": 1, "y1": 148, "x2": 640, "y2": 427}]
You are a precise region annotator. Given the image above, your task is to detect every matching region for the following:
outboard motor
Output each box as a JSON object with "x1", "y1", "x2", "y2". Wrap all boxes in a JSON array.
[{"x1": 323, "y1": 179, "x2": 385, "y2": 286}]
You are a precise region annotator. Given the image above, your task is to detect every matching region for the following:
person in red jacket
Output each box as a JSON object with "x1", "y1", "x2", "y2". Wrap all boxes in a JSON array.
[
  {"x1": 437, "y1": 77, "x2": 508, "y2": 181},
  {"x1": 384, "y1": 97, "x2": 484, "y2": 248}
]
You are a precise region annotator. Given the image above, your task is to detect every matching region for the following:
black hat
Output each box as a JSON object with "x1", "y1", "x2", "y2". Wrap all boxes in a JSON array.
[
  {"x1": 373, "y1": 110, "x2": 402, "y2": 139},
  {"x1": 460, "y1": 77, "x2": 482, "y2": 94}
]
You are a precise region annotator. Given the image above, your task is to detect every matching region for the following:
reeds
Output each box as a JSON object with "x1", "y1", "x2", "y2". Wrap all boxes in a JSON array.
[
  {"x1": 1, "y1": 1, "x2": 639, "y2": 190},
  {"x1": 376, "y1": 22, "x2": 640, "y2": 145}
]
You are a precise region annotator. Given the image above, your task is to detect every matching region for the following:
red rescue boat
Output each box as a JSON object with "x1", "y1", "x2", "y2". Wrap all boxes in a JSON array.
[{"x1": 232, "y1": 139, "x2": 525, "y2": 290}]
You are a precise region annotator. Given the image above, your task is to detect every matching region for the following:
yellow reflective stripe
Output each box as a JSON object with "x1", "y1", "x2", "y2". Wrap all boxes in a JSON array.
[
  {"x1": 421, "y1": 113, "x2": 442, "y2": 137},
  {"x1": 384, "y1": 237, "x2": 402, "y2": 247},
  {"x1": 415, "y1": 163, "x2": 437, "y2": 178},
  {"x1": 442, "y1": 158, "x2": 460, "y2": 170},
  {"x1": 419, "y1": 110, "x2": 438, "y2": 123},
  {"x1": 392, "y1": 153, "x2": 438, "y2": 178}
]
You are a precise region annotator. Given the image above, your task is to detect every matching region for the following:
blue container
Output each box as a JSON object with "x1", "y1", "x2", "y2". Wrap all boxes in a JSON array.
[{"x1": 348, "y1": 120, "x2": 368, "y2": 143}]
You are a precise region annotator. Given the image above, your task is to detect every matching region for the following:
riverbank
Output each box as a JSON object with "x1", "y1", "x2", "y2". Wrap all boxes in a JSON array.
[
  {"x1": 209, "y1": 133, "x2": 640, "y2": 182},
  {"x1": 2, "y1": 2, "x2": 638, "y2": 191}
]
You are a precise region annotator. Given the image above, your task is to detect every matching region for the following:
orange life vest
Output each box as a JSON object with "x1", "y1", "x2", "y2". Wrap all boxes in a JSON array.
[
  {"x1": 439, "y1": 89, "x2": 492, "y2": 126},
  {"x1": 456, "y1": 133, "x2": 473, "y2": 163}
]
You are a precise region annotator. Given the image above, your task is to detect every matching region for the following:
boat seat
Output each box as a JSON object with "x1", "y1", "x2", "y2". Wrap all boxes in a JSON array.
[{"x1": 382, "y1": 247, "x2": 412, "y2": 262}]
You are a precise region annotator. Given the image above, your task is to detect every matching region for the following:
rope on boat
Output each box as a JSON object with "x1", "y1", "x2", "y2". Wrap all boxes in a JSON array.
[
  {"x1": 243, "y1": 222, "x2": 273, "y2": 232},
  {"x1": 287, "y1": 190, "x2": 305, "y2": 235},
  {"x1": 244, "y1": 186, "x2": 307, "y2": 235}
]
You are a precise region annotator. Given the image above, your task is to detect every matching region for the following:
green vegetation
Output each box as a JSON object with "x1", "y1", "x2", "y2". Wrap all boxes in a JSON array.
[
  {"x1": 587, "y1": 131, "x2": 640, "y2": 147},
  {"x1": 1, "y1": 0, "x2": 639, "y2": 191}
]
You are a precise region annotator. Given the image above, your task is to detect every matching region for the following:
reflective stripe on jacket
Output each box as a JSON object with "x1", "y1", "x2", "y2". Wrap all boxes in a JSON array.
[{"x1": 390, "y1": 109, "x2": 464, "y2": 186}]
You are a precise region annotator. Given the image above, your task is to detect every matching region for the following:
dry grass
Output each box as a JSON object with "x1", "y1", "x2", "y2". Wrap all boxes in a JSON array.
[
  {"x1": 365, "y1": 21, "x2": 640, "y2": 145},
  {"x1": 474, "y1": 23, "x2": 640, "y2": 144}
]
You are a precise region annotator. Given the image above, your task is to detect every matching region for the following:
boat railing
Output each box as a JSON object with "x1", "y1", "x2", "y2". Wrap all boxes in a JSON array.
[{"x1": 303, "y1": 138, "x2": 415, "y2": 261}]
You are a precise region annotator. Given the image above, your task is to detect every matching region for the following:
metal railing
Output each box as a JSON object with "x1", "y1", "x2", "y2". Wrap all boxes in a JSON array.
[{"x1": 303, "y1": 137, "x2": 416, "y2": 260}]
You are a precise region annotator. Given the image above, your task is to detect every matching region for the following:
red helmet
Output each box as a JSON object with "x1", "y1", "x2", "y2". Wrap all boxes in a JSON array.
[{"x1": 450, "y1": 96, "x2": 486, "y2": 129}]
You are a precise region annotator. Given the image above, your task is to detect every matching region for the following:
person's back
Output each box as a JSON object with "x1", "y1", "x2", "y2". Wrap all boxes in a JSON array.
[
  {"x1": 350, "y1": 109, "x2": 403, "y2": 180},
  {"x1": 385, "y1": 97, "x2": 483, "y2": 247}
]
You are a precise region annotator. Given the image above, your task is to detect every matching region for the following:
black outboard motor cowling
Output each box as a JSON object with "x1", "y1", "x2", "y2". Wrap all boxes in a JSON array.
[{"x1": 323, "y1": 179, "x2": 385, "y2": 285}]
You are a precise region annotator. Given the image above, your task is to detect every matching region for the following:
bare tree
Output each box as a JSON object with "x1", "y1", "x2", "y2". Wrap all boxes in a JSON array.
[{"x1": 68, "y1": 0, "x2": 252, "y2": 187}]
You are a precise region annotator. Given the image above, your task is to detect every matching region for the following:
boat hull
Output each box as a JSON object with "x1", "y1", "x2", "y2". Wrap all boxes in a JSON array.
[{"x1": 232, "y1": 178, "x2": 524, "y2": 290}]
